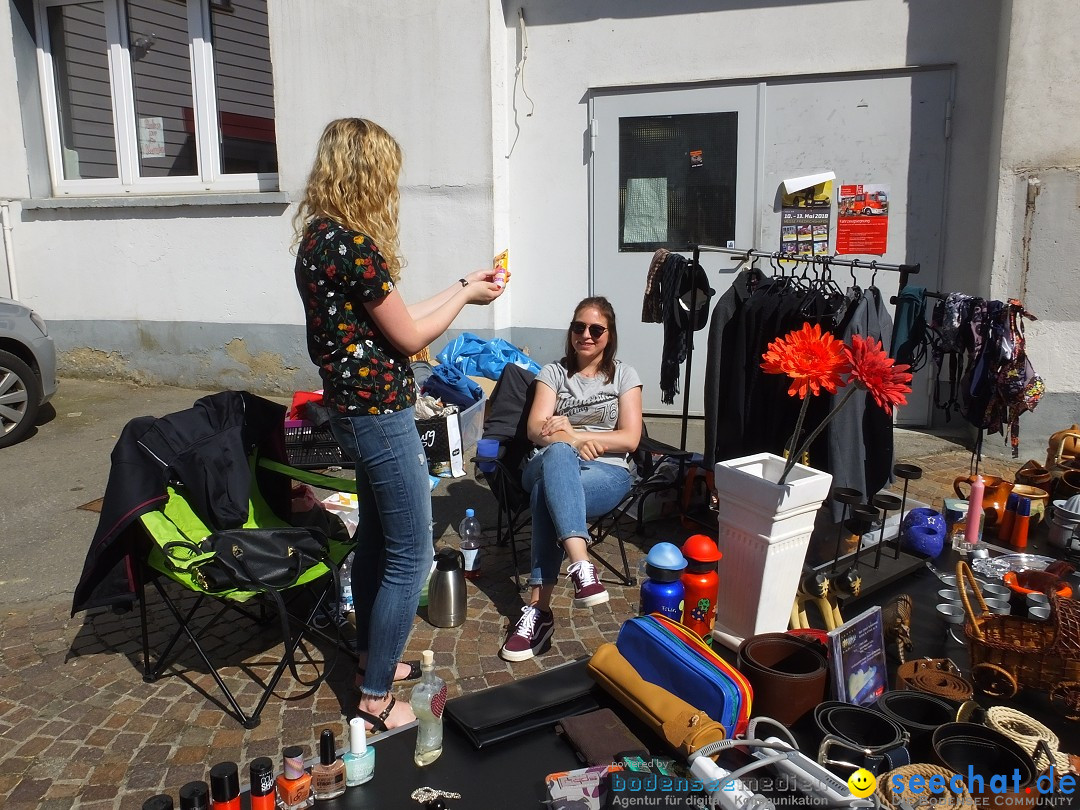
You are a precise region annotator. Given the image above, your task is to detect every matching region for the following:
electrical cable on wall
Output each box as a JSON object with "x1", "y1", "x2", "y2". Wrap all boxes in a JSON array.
[{"x1": 507, "y1": 7, "x2": 535, "y2": 158}]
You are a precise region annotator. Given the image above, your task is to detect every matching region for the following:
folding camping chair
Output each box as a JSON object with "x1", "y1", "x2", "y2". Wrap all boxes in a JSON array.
[
  {"x1": 75, "y1": 391, "x2": 358, "y2": 728},
  {"x1": 136, "y1": 455, "x2": 358, "y2": 727},
  {"x1": 475, "y1": 364, "x2": 692, "y2": 590}
]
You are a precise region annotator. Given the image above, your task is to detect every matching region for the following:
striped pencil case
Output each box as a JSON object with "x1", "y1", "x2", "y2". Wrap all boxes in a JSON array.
[{"x1": 615, "y1": 614, "x2": 752, "y2": 738}]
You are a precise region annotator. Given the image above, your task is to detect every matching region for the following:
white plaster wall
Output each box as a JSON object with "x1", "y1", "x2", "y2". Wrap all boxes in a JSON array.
[
  {"x1": 989, "y1": 0, "x2": 1080, "y2": 398},
  {"x1": 501, "y1": 0, "x2": 1002, "y2": 325},
  {"x1": 9, "y1": 0, "x2": 499, "y2": 334},
  {"x1": 0, "y1": 1, "x2": 27, "y2": 200}
]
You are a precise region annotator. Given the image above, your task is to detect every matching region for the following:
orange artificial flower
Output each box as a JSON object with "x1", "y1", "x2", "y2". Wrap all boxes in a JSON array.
[
  {"x1": 761, "y1": 322, "x2": 851, "y2": 399},
  {"x1": 845, "y1": 334, "x2": 913, "y2": 414}
]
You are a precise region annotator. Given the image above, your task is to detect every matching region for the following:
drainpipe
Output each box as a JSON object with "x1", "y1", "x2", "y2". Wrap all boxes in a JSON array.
[{"x1": 0, "y1": 201, "x2": 16, "y2": 300}]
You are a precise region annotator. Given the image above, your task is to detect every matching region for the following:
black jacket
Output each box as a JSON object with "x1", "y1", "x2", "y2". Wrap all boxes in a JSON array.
[{"x1": 72, "y1": 391, "x2": 288, "y2": 614}]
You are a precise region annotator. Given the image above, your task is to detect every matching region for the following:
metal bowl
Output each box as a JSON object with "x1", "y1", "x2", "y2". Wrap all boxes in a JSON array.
[
  {"x1": 1026, "y1": 592, "x2": 1049, "y2": 609},
  {"x1": 938, "y1": 588, "x2": 962, "y2": 603},
  {"x1": 936, "y1": 603, "x2": 967, "y2": 624},
  {"x1": 982, "y1": 597, "x2": 1011, "y2": 615},
  {"x1": 1028, "y1": 605, "x2": 1051, "y2": 621},
  {"x1": 979, "y1": 581, "x2": 1011, "y2": 599}
]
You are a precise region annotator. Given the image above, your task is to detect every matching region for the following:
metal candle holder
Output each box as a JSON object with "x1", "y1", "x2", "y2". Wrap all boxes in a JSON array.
[
  {"x1": 872, "y1": 492, "x2": 904, "y2": 566},
  {"x1": 893, "y1": 462, "x2": 923, "y2": 533},
  {"x1": 831, "y1": 487, "x2": 864, "y2": 574}
]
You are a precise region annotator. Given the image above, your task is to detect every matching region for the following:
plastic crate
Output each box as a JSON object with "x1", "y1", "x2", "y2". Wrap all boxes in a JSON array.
[{"x1": 284, "y1": 420, "x2": 348, "y2": 469}]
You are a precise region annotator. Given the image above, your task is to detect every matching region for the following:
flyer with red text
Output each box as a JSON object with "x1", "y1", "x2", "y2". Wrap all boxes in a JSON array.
[{"x1": 837, "y1": 183, "x2": 889, "y2": 255}]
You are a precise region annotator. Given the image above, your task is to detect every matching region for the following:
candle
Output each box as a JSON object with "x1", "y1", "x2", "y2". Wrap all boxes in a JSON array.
[{"x1": 965, "y1": 475, "x2": 985, "y2": 546}]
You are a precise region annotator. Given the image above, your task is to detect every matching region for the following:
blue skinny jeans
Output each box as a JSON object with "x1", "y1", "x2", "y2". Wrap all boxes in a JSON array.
[
  {"x1": 329, "y1": 407, "x2": 432, "y2": 696},
  {"x1": 522, "y1": 441, "x2": 632, "y2": 587}
]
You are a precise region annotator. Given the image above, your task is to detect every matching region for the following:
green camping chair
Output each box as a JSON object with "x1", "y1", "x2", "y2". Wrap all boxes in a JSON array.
[{"x1": 136, "y1": 456, "x2": 358, "y2": 728}]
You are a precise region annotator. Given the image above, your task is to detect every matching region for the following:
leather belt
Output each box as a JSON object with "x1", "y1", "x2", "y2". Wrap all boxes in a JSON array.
[
  {"x1": 813, "y1": 701, "x2": 911, "y2": 775},
  {"x1": 875, "y1": 690, "x2": 956, "y2": 761},
  {"x1": 932, "y1": 722, "x2": 1045, "y2": 809},
  {"x1": 736, "y1": 633, "x2": 829, "y2": 726},
  {"x1": 895, "y1": 658, "x2": 973, "y2": 702}
]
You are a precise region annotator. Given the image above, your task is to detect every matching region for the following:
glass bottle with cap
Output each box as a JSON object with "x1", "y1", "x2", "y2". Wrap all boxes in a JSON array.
[
  {"x1": 178, "y1": 781, "x2": 209, "y2": 810},
  {"x1": 249, "y1": 757, "x2": 276, "y2": 810},
  {"x1": 275, "y1": 747, "x2": 312, "y2": 809},
  {"x1": 209, "y1": 762, "x2": 240, "y2": 810},
  {"x1": 343, "y1": 716, "x2": 375, "y2": 786},
  {"x1": 311, "y1": 729, "x2": 346, "y2": 800}
]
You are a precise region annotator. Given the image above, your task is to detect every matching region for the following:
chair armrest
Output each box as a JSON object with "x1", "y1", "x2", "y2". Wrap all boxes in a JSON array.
[
  {"x1": 258, "y1": 457, "x2": 358, "y2": 494},
  {"x1": 637, "y1": 435, "x2": 693, "y2": 460}
]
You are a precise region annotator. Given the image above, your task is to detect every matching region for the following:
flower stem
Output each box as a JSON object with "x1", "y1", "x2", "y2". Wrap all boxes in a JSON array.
[
  {"x1": 786, "y1": 394, "x2": 811, "y2": 462},
  {"x1": 778, "y1": 386, "x2": 858, "y2": 485}
]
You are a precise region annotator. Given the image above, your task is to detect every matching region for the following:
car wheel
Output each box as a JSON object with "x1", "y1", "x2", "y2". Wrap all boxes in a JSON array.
[
  {"x1": 862, "y1": 207, "x2": 873, "y2": 215},
  {"x1": 0, "y1": 349, "x2": 42, "y2": 448}
]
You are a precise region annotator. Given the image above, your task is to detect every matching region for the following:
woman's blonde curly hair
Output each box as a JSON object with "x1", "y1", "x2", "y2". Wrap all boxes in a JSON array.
[{"x1": 292, "y1": 118, "x2": 405, "y2": 282}]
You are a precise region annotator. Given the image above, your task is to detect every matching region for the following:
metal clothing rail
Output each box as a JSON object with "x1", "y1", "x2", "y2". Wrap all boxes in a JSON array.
[{"x1": 673, "y1": 244, "x2": 920, "y2": 451}]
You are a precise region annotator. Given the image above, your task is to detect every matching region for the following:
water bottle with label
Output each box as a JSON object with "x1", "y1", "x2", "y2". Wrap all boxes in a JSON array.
[
  {"x1": 458, "y1": 508, "x2": 482, "y2": 580},
  {"x1": 339, "y1": 550, "x2": 355, "y2": 622}
]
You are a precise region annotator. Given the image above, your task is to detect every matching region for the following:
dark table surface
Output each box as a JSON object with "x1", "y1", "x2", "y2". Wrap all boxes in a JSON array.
[{"x1": 252, "y1": 537, "x2": 1080, "y2": 809}]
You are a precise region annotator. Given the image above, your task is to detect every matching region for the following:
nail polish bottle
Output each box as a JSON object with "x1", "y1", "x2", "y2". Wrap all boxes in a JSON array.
[
  {"x1": 275, "y1": 747, "x2": 312, "y2": 810},
  {"x1": 343, "y1": 716, "x2": 375, "y2": 786},
  {"x1": 209, "y1": 762, "x2": 240, "y2": 810},
  {"x1": 178, "y1": 781, "x2": 210, "y2": 810},
  {"x1": 311, "y1": 728, "x2": 346, "y2": 800},
  {"x1": 249, "y1": 757, "x2": 276, "y2": 810},
  {"x1": 143, "y1": 796, "x2": 174, "y2": 810}
]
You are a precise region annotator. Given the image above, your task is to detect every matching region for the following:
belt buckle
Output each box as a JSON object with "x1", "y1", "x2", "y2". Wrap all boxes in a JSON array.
[{"x1": 817, "y1": 732, "x2": 911, "y2": 776}]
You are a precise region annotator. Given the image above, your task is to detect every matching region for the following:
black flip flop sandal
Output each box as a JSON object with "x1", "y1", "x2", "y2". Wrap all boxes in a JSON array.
[{"x1": 355, "y1": 694, "x2": 397, "y2": 734}]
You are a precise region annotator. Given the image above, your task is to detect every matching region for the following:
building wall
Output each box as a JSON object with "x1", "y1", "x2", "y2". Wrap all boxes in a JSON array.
[
  {"x1": 3, "y1": 0, "x2": 500, "y2": 394},
  {"x1": 988, "y1": 0, "x2": 1080, "y2": 458}
]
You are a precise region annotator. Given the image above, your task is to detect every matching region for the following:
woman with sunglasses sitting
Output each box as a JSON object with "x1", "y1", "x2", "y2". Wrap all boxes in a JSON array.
[{"x1": 500, "y1": 296, "x2": 643, "y2": 661}]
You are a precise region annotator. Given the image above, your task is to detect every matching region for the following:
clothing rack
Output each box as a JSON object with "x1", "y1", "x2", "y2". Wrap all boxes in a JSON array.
[{"x1": 676, "y1": 244, "x2": 920, "y2": 451}]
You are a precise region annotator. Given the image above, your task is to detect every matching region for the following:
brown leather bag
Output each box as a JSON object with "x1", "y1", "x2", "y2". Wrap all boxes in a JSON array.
[{"x1": 587, "y1": 642, "x2": 727, "y2": 758}]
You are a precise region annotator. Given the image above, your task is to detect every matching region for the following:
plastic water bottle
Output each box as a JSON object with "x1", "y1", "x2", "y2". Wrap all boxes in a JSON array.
[
  {"x1": 410, "y1": 650, "x2": 446, "y2": 766},
  {"x1": 339, "y1": 551, "x2": 355, "y2": 621},
  {"x1": 459, "y1": 508, "x2": 482, "y2": 580}
]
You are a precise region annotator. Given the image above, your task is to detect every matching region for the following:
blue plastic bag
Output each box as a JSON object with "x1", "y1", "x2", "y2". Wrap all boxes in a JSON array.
[{"x1": 436, "y1": 333, "x2": 541, "y2": 380}]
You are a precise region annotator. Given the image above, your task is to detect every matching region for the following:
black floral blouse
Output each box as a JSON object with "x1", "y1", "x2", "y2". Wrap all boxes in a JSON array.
[{"x1": 294, "y1": 218, "x2": 415, "y2": 414}]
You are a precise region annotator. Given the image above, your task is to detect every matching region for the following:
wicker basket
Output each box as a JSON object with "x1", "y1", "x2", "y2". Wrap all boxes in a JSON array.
[{"x1": 958, "y1": 560, "x2": 1080, "y2": 717}]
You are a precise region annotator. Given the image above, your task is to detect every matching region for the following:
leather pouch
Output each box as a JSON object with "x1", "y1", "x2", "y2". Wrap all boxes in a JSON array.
[
  {"x1": 444, "y1": 657, "x2": 598, "y2": 749},
  {"x1": 556, "y1": 708, "x2": 647, "y2": 766}
]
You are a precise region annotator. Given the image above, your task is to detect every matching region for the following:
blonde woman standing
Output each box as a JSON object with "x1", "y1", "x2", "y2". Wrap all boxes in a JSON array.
[{"x1": 294, "y1": 118, "x2": 503, "y2": 731}]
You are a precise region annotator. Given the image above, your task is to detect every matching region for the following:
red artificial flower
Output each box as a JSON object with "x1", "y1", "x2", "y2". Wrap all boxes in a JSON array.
[
  {"x1": 844, "y1": 334, "x2": 913, "y2": 414},
  {"x1": 761, "y1": 322, "x2": 851, "y2": 399}
]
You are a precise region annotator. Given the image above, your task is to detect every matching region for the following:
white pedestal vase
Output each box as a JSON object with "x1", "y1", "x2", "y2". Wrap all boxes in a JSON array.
[{"x1": 711, "y1": 452, "x2": 833, "y2": 650}]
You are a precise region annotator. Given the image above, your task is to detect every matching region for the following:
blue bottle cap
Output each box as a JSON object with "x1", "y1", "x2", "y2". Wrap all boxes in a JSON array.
[
  {"x1": 1015, "y1": 497, "x2": 1031, "y2": 517},
  {"x1": 645, "y1": 542, "x2": 686, "y2": 571},
  {"x1": 1005, "y1": 493, "x2": 1019, "y2": 510}
]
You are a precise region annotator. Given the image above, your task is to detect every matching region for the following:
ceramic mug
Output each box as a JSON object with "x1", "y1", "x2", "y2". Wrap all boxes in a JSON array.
[
  {"x1": 953, "y1": 474, "x2": 1012, "y2": 529},
  {"x1": 1015, "y1": 459, "x2": 1053, "y2": 495},
  {"x1": 1055, "y1": 469, "x2": 1080, "y2": 501}
]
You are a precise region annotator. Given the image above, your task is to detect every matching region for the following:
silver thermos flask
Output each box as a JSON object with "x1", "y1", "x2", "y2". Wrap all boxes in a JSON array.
[{"x1": 427, "y1": 547, "x2": 467, "y2": 628}]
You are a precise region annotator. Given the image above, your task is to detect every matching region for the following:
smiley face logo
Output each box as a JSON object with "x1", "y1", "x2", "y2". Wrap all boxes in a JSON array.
[{"x1": 847, "y1": 768, "x2": 877, "y2": 798}]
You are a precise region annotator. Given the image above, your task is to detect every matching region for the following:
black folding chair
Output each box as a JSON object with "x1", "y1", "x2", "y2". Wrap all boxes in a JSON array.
[{"x1": 474, "y1": 364, "x2": 692, "y2": 590}]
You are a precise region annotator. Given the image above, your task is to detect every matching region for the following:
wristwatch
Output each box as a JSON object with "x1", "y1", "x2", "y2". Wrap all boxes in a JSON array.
[{"x1": 458, "y1": 278, "x2": 469, "y2": 287}]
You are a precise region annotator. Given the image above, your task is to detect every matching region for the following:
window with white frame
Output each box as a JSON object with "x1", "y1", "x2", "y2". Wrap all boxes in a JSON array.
[{"x1": 35, "y1": 0, "x2": 277, "y2": 196}]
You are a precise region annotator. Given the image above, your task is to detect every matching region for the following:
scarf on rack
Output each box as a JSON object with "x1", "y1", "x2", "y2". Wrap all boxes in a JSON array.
[{"x1": 658, "y1": 253, "x2": 689, "y2": 403}]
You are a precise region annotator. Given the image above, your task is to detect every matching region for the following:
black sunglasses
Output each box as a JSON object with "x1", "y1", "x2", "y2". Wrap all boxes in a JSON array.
[{"x1": 570, "y1": 321, "x2": 608, "y2": 339}]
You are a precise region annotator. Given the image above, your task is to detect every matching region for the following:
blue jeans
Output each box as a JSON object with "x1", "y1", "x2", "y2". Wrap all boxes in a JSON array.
[
  {"x1": 522, "y1": 442, "x2": 632, "y2": 586},
  {"x1": 329, "y1": 407, "x2": 432, "y2": 696}
]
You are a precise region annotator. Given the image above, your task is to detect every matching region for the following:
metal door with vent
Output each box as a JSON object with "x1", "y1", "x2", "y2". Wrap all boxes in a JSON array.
[{"x1": 589, "y1": 70, "x2": 951, "y2": 425}]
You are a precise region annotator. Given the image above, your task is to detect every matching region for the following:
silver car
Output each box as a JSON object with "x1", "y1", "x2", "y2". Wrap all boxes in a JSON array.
[{"x1": 0, "y1": 298, "x2": 58, "y2": 448}]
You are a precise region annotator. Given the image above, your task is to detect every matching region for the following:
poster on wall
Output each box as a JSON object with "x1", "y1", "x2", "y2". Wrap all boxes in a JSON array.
[
  {"x1": 836, "y1": 183, "x2": 890, "y2": 255},
  {"x1": 138, "y1": 117, "x2": 166, "y2": 159},
  {"x1": 780, "y1": 173, "x2": 833, "y2": 258}
]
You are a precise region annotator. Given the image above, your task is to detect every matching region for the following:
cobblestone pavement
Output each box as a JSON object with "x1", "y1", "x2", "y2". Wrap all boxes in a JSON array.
[{"x1": 0, "y1": 397, "x2": 1028, "y2": 807}]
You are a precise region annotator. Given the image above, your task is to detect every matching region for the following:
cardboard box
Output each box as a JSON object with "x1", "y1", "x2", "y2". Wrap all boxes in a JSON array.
[{"x1": 416, "y1": 395, "x2": 486, "y2": 478}]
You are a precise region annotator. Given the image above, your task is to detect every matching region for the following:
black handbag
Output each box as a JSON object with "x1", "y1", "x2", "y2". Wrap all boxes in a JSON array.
[{"x1": 195, "y1": 527, "x2": 332, "y2": 593}]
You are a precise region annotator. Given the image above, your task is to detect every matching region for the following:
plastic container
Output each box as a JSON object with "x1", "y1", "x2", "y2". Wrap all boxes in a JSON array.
[{"x1": 459, "y1": 509, "x2": 482, "y2": 580}]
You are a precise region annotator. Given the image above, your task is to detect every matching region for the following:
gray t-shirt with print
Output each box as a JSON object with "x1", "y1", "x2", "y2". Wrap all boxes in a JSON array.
[{"x1": 535, "y1": 360, "x2": 643, "y2": 467}]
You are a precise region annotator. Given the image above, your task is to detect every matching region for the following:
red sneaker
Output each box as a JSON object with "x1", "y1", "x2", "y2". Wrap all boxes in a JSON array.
[
  {"x1": 499, "y1": 605, "x2": 555, "y2": 662},
  {"x1": 567, "y1": 560, "x2": 609, "y2": 608}
]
